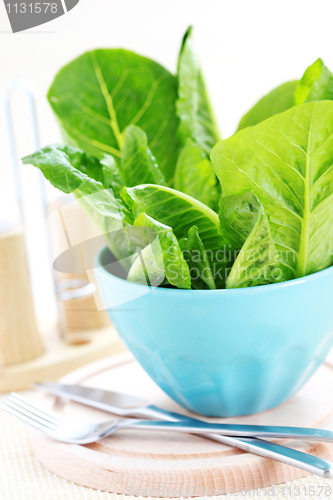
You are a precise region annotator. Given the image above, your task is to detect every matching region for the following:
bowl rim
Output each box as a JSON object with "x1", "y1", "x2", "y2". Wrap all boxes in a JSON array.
[{"x1": 96, "y1": 246, "x2": 333, "y2": 296}]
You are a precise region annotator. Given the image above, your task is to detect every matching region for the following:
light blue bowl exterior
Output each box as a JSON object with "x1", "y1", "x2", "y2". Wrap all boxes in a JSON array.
[{"x1": 95, "y1": 247, "x2": 333, "y2": 417}]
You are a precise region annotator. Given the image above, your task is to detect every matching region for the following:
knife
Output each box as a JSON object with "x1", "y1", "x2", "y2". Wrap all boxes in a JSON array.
[
  {"x1": 33, "y1": 382, "x2": 333, "y2": 478},
  {"x1": 33, "y1": 382, "x2": 333, "y2": 441}
]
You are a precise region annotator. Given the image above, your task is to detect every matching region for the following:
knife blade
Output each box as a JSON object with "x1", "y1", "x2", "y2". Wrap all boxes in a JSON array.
[
  {"x1": 33, "y1": 381, "x2": 333, "y2": 478},
  {"x1": 33, "y1": 382, "x2": 150, "y2": 413}
]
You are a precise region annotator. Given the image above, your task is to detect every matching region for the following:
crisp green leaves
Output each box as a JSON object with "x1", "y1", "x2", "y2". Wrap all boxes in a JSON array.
[
  {"x1": 22, "y1": 144, "x2": 127, "y2": 219},
  {"x1": 212, "y1": 100, "x2": 333, "y2": 279},
  {"x1": 22, "y1": 144, "x2": 146, "y2": 270},
  {"x1": 127, "y1": 239, "x2": 165, "y2": 286},
  {"x1": 122, "y1": 184, "x2": 221, "y2": 248},
  {"x1": 23, "y1": 144, "x2": 111, "y2": 199},
  {"x1": 122, "y1": 125, "x2": 166, "y2": 187},
  {"x1": 238, "y1": 59, "x2": 333, "y2": 132},
  {"x1": 48, "y1": 49, "x2": 180, "y2": 182},
  {"x1": 23, "y1": 143, "x2": 125, "y2": 196},
  {"x1": 100, "y1": 155, "x2": 124, "y2": 196},
  {"x1": 128, "y1": 213, "x2": 191, "y2": 289},
  {"x1": 174, "y1": 139, "x2": 220, "y2": 211},
  {"x1": 219, "y1": 191, "x2": 261, "y2": 257},
  {"x1": 220, "y1": 191, "x2": 286, "y2": 288},
  {"x1": 175, "y1": 24, "x2": 222, "y2": 235},
  {"x1": 122, "y1": 184, "x2": 228, "y2": 287},
  {"x1": 237, "y1": 81, "x2": 298, "y2": 131},
  {"x1": 24, "y1": 38, "x2": 333, "y2": 290},
  {"x1": 180, "y1": 226, "x2": 216, "y2": 290},
  {"x1": 176, "y1": 27, "x2": 220, "y2": 154},
  {"x1": 226, "y1": 200, "x2": 283, "y2": 288},
  {"x1": 294, "y1": 58, "x2": 333, "y2": 105}
]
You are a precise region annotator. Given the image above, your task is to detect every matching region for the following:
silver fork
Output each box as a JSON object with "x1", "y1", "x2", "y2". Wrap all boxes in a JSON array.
[{"x1": 3, "y1": 393, "x2": 333, "y2": 478}]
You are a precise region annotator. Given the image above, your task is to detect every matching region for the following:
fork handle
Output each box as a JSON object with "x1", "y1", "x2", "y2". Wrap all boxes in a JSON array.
[{"x1": 129, "y1": 405, "x2": 333, "y2": 479}]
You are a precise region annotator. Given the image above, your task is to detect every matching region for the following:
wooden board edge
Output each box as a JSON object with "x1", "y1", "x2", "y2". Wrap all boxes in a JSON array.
[
  {"x1": 30, "y1": 428, "x2": 333, "y2": 496},
  {"x1": 0, "y1": 327, "x2": 126, "y2": 392}
]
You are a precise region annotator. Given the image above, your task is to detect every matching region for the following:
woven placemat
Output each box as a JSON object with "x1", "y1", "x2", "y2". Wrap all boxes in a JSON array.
[{"x1": 2, "y1": 407, "x2": 333, "y2": 500}]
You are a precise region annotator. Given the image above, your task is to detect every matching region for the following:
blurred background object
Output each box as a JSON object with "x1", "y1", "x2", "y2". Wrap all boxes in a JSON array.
[
  {"x1": 0, "y1": 80, "x2": 45, "y2": 367},
  {"x1": 0, "y1": 79, "x2": 122, "y2": 391},
  {"x1": 0, "y1": 223, "x2": 43, "y2": 366},
  {"x1": 51, "y1": 194, "x2": 110, "y2": 342}
]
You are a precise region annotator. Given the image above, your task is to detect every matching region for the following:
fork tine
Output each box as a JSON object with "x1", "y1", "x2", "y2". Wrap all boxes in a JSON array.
[
  {"x1": 1, "y1": 401, "x2": 58, "y2": 435},
  {"x1": 5, "y1": 397, "x2": 62, "y2": 430},
  {"x1": 10, "y1": 393, "x2": 66, "y2": 423},
  {"x1": 9, "y1": 393, "x2": 65, "y2": 426}
]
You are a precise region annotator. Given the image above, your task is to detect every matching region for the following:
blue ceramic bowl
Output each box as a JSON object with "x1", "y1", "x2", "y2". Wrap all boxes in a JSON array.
[{"x1": 95, "y1": 247, "x2": 333, "y2": 417}]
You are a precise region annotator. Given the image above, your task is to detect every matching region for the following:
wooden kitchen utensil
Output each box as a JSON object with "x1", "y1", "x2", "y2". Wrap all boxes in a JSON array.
[
  {"x1": 30, "y1": 352, "x2": 333, "y2": 496},
  {"x1": 0, "y1": 224, "x2": 43, "y2": 366},
  {"x1": 0, "y1": 223, "x2": 125, "y2": 390}
]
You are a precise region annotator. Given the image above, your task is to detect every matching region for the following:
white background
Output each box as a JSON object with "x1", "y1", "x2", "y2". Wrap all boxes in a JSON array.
[
  {"x1": 3, "y1": 0, "x2": 333, "y2": 144},
  {"x1": 1, "y1": 0, "x2": 333, "y2": 321}
]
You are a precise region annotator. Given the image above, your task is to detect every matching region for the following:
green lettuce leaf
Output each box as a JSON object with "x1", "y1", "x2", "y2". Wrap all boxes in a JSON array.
[
  {"x1": 127, "y1": 239, "x2": 165, "y2": 287},
  {"x1": 219, "y1": 191, "x2": 261, "y2": 259},
  {"x1": 122, "y1": 184, "x2": 221, "y2": 247},
  {"x1": 237, "y1": 59, "x2": 333, "y2": 132},
  {"x1": 226, "y1": 199, "x2": 283, "y2": 288},
  {"x1": 100, "y1": 154, "x2": 124, "y2": 196},
  {"x1": 294, "y1": 58, "x2": 333, "y2": 105},
  {"x1": 22, "y1": 144, "x2": 150, "y2": 271},
  {"x1": 47, "y1": 144, "x2": 106, "y2": 185},
  {"x1": 22, "y1": 145, "x2": 114, "y2": 200},
  {"x1": 128, "y1": 213, "x2": 191, "y2": 289},
  {"x1": 180, "y1": 226, "x2": 216, "y2": 290},
  {"x1": 176, "y1": 27, "x2": 220, "y2": 155},
  {"x1": 22, "y1": 142, "x2": 125, "y2": 197},
  {"x1": 174, "y1": 139, "x2": 220, "y2": 211},
  {"x1": 219, "y1": 191, "x2": 286, "y2": 289},
  {"x1": 212, "y1": 100, "x2": 333, "y2": 279},
  {"x1": 48, "y1": 49, "x2": 180, "y2": 182},
  {"x1": 122, "y1": 184, "x2": 228, "y2": 287},
  {"x1": 122, "y1": 125, "x2": 166, "y2": 187},
  {"x1": 237, "y1": 81, "x2": 298, "y2": 131},
  {"x1": 22, "y1": 143, "x2": 128, "y2": 217}
]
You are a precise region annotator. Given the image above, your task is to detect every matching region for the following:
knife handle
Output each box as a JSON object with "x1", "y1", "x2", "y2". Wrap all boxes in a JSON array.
[
  {"x1": 134, "y1": 405, "x2": 333, "y2": 442},
  {"x1": 137, "y1": 405, "x2": 333, "y2": 479}
]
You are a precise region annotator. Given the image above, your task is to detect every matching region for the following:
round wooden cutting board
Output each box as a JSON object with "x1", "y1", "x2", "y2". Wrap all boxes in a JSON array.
[{"x1": 29, "y1": 352, "x2": 333, "y2": 497}]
